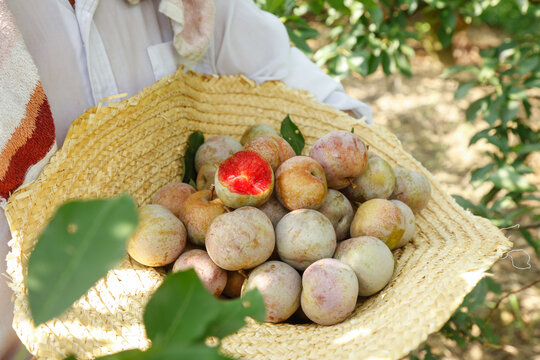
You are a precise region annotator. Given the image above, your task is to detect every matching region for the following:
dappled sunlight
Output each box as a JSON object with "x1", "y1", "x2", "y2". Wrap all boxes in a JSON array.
[
  {"x1": 333, "y1": 327, "x2": 373, "y2": 345},
  {"x1": 459, "y1": 270, "x2": 486, "y2": 290}
]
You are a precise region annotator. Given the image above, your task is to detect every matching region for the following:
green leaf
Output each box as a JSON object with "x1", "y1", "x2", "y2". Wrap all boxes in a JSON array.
[
  {"x1": 207, "y1": 289, "x2": 266, "y2": 338},
  {"x1": 441, "y1": 65, "x2": 478, "y2": 78},
  {"x1": 470, "y1": 163, "x2": 496, "y2": 183},
  {"x1": 501, "y1": 100, "x2": 519, "y2": 125},
  {"x1": 484, "y1": 97, "x2": 503, "y2": 125},
  {"x1": 395, "y1": 52, "x2": 412, "y2": 77},
  {"x1": 517, "y1": 56, "x2": 539, "y2": 75},
  {"x1": 368, "y1": 7, "x2": 383, "y2": 27},
  {"x1": 27, "y1": 195, "x2": 138, "y2": 325},
  {"x1": 144, "y1": 270, "x2": 222, "y2": 346},
  {"x1": 524, "y1": 77, "x2": 540, "y2": 89},
  {"x1": 504, "y1": 208, "x2": 532, "y2": 222},
  {"x1": 287, "y1": 28, "x2": 313, "y2": 54},
  {"x1": 512, "y1": 143, "x2": 540, "y2": 154},
  {"x1": 266, "y1": 0, "x2": 284, "y2": 13},
  {"x1": 465, "y1": 97, "x2": 488, "y2": 122},
  {"x1": 520, "y1": 229, "x2": 540, "y2": 256},
  {"x1": 408, "y1": 0, "x2": 418, "y2": 13},
  {"x1": 381, "y1": 50, "x2": 396, "y2": 75},
  {"x1": 488, "y1": 166, "x2": 537, "y2": 193},
  {"x1": 437, "y1": 10, "x2": 456, "y2": 48},
  {"x1": 514, "y1": 0, "x2": 529, "y2": 14},
  {"x1": 144, "y1": 270, "x2": 265, "y2": 348},
  {"x1": 484, "y1": 277, "x2": 502, "y2": 295},
  {"x1": 182, "y1": 131, "x2": 205, "y2": 185},
  {"x1": 455, "y1": 82, "x2": 476, "y2": 100},
  {"x1": 452, "y1": 195, "x2": 487, "y2": 217},
  {"x1": 327, "y1": 0, "x2": 348, "y2": 13},
  {"x1": 508, "y1": 87, "x2": 528, "y2": 100},
  {"x1": 462, "y1": 277, "x2": 489, "y2": 311},
  {"x1": 469, "y1": 128, "x2": 491, "y2": 145},
  {"x1": 523, "y1": 195, "x2": 540, "y2": 202},
  {"x1": 360, "y1": 0, "x2": 379, "y2": 10},
  {"x1": 367, "y1": 53, "x2": 380, "y2": 75},
  {"x1": 280, "y1": 115, "x2": 305, "y2": 155},
  {"x1": 522, "y1": 98, "x2": 532, "y2": 118}
]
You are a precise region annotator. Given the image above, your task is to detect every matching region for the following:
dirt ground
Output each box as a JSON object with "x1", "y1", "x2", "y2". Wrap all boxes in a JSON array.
[{"x1": 343, "y1": 55, "x2": 540, "y2": 359}]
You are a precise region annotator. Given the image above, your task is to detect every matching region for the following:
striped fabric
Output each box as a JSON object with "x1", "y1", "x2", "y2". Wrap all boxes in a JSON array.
[{"x1": 0, "y1": 0, "x2": 56, "y2": 205}]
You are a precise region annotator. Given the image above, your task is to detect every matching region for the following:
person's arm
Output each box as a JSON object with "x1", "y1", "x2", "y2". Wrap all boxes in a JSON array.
[{"x1": 209, "y1": 0, "x2": 372, "y2": 123}]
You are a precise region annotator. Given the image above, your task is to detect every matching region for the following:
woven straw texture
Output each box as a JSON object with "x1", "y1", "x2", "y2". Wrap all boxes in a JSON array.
[{"x1": 6, "y1": 68, "x2": 512, "y2": 360}]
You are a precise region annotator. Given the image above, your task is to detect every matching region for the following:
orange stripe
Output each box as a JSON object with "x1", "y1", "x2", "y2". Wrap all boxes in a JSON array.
[{"x1": 0, "y1": 83, "x2": 46, "y2": 179}]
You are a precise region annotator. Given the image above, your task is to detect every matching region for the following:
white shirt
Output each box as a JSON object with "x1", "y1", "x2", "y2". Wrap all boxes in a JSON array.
[
  {"x1": 5, "y1": 0, "x2": 372, "y2": 147},
  {"x1": 0, "y1": 0, "x2": 372, "y2": 351}
]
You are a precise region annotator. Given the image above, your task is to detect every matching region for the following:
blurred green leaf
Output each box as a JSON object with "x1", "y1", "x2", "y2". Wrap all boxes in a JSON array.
[
  {"x1": 463, "y1": 278, "x2": 489, "y2": 311},
  {"x1": 488, "y1": 166, "x2": 537, "y2": 193},
  {"x1": 27, "y1": 195, "x2": 138, "y2": 325},
  {"x1": 144, "y1": 270, "x2": 222, "y2": 346},
  {"x1": 508, "y1": 87, "x2": 528, "y2": 100},
  {"x1": 524, "y1": 77, "x2": 540, "y2": 88},
  {"x1": 360, "y1": 0, "x2": 379, "y2": 10},
  {"x1": 395, "y1": 52, "x2": 412, "y2": 77},
  {"x1": 206, "y1": 289, "x2": 266, "y2": 338},
  {"x1": 280, "y1": 115, "x2": 305, "y2": 155},
  {"x1": 469, "y1": 128, "x2": 491, "y2": 145},
  {"x1": 484, "y1": 277, "x2": 502, "y2": 295},
  {"x1": 484, "y1": 97, "x2": 503, "y2": 125},
  {"x1": 144, "y1": 270, "x2": 265, "y2": 353},
  {"x1": 367, "y1": 53, "x2": 380, "y2": 74},
  {"x1": 452, "y1": 195, "x2": 488, "y2": 217},
  {"x1": 288, "y1": 28, "x2": 313, "y2": 53},
  {"x1": 466, "y1": 97, "x2": 488, "y2": 122},
  {"x1": 368, "y1": 6, "x2": 383, "y2": 26},
  {"x1": 471, "y1": 163, "x2": 496, "y2": 183},
  {"x1": 514, "y1": 0, "x2": 529, "y2": 14},
  {"x1": 96, "y1": 270, "x2": 265, "y2": 360},
  {"x1": 441, "y1": 65, "x2": 479, "y2": 78},
  {"x1": 182, "y1": 131, "x2": 205, "y2": 185},
  {"x1": 517, "y1": 56, "x2": 539, "y2": 74},
  {"x1": 455, "y1": 82, "x2": 476, "y2": 100},
  {"x1": 381, "y1": 50, "x2": 396, "y2": 75},
  {"x1": 266, "y1": 0, "x2": 285, "y2": 12},
  {"x1": 501, "y1": 100, "x2": 519, "y2": 125},
  {"x1": 521, "y1": 229, "x2": 540, "y2": 256},
  {"x1": 511, "y1": 143, "x2": 540, "y2": 155}
]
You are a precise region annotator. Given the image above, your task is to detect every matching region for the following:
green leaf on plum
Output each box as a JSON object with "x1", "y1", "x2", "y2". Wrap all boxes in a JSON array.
[
  {"x1": 280, "y1": 115, "x2": 305, "y2": 155},
  {"x1": 182, "y1": 131, "x2": 205, "y2": 185}
]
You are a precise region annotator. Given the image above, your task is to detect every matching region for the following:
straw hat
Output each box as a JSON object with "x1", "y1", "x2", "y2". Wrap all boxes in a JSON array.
[{"x1": 5, "y1": 68, "x2": 512, "y2": 359}]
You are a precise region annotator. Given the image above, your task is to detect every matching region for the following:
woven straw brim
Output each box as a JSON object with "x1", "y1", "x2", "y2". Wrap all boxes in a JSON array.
[{"x1": 5, "y1": 68, "x2": 512, "y2": 360}]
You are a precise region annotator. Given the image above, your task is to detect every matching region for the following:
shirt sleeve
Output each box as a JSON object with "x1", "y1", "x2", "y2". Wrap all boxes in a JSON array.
[{"x1": 210, "y1": 0, "x2": 373, "y2": 124}]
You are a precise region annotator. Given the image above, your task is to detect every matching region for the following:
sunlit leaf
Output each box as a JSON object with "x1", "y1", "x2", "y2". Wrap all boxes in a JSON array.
[
  {"x1": 27, "y1": 195, "x2": 138, "y2": 325},
  {"x1": 488, "y1": 166, "x2": 537, "y2": 193},
  {"x1": 514, "y1": 0, "x2": 529, "y2": 14}
]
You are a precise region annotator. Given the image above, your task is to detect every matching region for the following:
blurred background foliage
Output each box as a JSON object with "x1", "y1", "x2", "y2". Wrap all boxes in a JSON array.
[{"x1": 255, "y1": 0, "x2": 540, "y2": 358}]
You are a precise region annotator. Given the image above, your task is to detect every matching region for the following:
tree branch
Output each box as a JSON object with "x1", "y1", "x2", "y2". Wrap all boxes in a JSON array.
[{"x1": 482, "y1": 277, "x2": 540, "y2": 331}]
